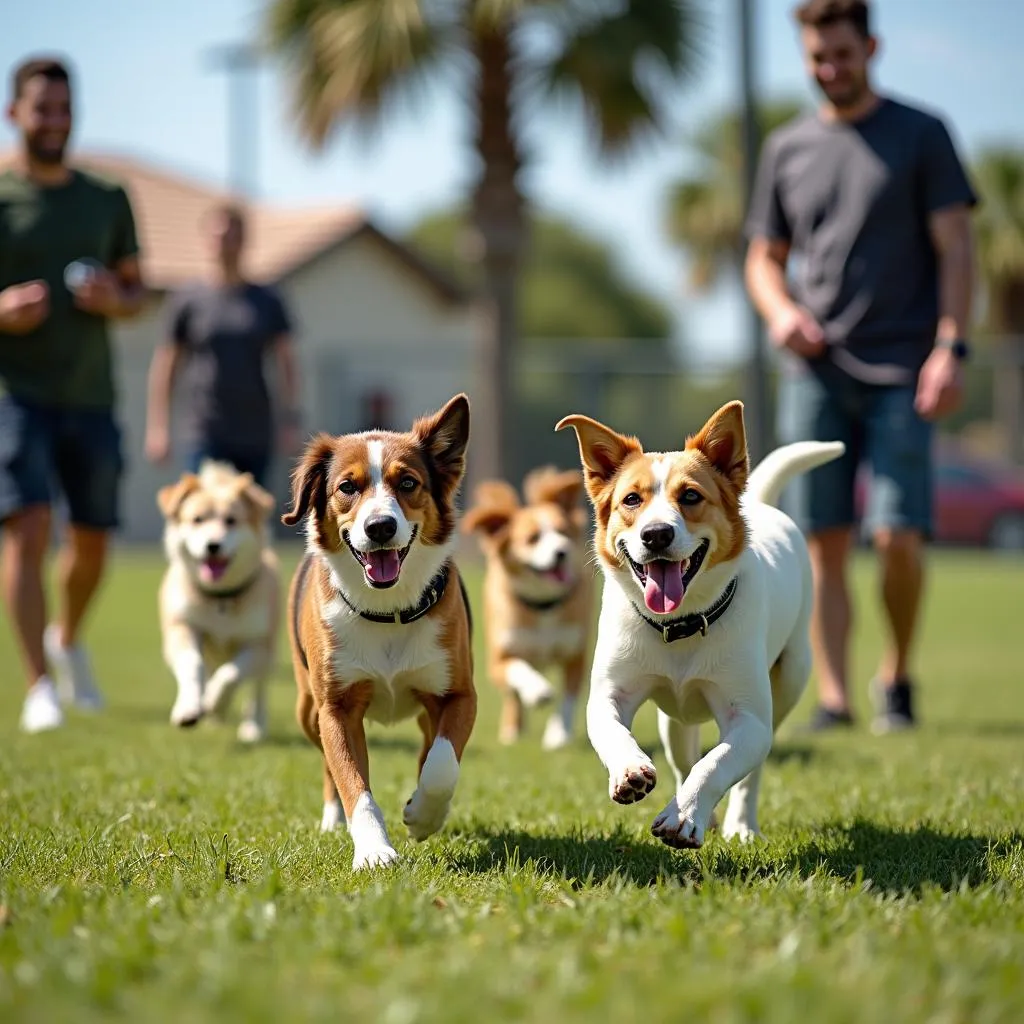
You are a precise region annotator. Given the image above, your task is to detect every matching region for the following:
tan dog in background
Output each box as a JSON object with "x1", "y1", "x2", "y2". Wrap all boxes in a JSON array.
[
  {"x1": 157, "y1": 461, "x2": 280, "y2": 743},
  {"x1": 463, "y1": 466, "x2": 593, "y2": 750},
  {"x1": 282, "y1": 395, "x2": 476, "y2": 871}
]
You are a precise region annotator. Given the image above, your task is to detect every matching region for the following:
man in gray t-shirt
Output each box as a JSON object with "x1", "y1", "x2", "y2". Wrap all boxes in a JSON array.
[
  {"x1": 744, "y1": 0, "x2": 977, "y2": 734},
  {"x1": 145, "y1": 204, "x2": 301, "y2": 487}
]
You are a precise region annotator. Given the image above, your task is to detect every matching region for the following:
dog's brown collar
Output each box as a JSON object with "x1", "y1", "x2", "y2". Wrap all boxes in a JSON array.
[
  {"x1": 196, "y1": 567, "x2": 263, "y2": 603},
  {"x1": 634, "y1": 577, "x2": 739, "y2": 643}
]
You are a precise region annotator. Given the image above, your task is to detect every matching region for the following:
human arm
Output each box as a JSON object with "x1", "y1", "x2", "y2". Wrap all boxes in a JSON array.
[
  {"x1": 273, "y1": 334, "x2": 302, "y2": 456},
  {"x1": 145, "y1": 343, "x2": 183, "y2": 464},
  {"x1": 0, "y1": 280, "x2": 50, "y2": 334}
]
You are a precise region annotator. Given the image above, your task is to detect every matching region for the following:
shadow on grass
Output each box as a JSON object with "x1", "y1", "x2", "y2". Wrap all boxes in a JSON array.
[{"x1": 447, "y1": 819, "x2": 1018, "y2": 895}]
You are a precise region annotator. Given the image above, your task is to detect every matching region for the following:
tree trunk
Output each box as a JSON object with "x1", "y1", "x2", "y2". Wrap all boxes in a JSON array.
[
  {"x1": 468, "y1": 19, "x2": 526, "y2": 483},
  {"x1": 991, "y1": 280, "x2": 1024, "y2": 465}
]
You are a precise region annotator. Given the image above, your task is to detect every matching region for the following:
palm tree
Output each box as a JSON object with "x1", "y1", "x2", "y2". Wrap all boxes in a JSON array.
[
  {"x1": 665, "y1": 98, "x2": 805, "y2": 293},
  {"x1": 264, "y1": 0, "x2": 706, "y2": 478},
  {"x1": 972, "y1": 148, "x2": 1024, "y2": 462}
]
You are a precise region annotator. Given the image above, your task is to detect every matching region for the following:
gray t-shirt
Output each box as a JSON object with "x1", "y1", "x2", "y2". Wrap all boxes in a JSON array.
[
  {"x1": 167, "y1": 281, "x2": 292, "y2": 451},
  {"x1": 745, "y1": 96, "x2": 977, "y2": 379}
]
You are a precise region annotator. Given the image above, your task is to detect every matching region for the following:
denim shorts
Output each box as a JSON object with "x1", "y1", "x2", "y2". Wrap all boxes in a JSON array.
[
  {"x1": 775, "y1": 359, "x2": 933, "y2": 538},
  {"x1": 0, "y1": 393, "x2": 124, "y2": 529}
]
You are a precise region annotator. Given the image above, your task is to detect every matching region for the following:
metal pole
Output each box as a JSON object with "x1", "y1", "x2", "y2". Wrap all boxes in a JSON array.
[
  {"x1": 203, "y1": 43, "x2": 261, "y2": 199},
  {"x1": 737, "y1": 0, "x2": 771, "y2": 463}
]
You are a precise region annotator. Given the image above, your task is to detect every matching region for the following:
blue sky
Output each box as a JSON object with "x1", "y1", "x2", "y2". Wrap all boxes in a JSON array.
[{"x1": 4, "y1": 0, "x2": 1023, "y2": 366}]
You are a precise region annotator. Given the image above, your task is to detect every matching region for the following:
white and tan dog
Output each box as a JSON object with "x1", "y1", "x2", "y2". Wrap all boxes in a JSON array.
[
  {"x1": 281, "y1": 394, "x2": 476, "y2": 872},
  {"x1": 463, "y1": 466, "x2": 592, "y2": 750},
  {"x1": 557, "y1": 401, "x2": 844, "y2": 848},
  {"x1": 157, "y1": 461, "x2": 280, "y2": 743}
]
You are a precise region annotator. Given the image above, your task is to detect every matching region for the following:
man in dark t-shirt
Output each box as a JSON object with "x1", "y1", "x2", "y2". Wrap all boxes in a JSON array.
[
  {"x1": 744, "y1": 0, "x2": 977, "y2": 734},
  {"x1": 0, "y1": 56, "x2": 147, "y2": 734},
  {"x1": 145, "y1": 204, "x2": 300, "y2": 487}
]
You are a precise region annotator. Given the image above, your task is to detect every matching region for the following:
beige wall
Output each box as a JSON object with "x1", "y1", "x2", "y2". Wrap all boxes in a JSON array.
[{"x1": 111, "y1": 235, "x2": 479, "y2": 543}]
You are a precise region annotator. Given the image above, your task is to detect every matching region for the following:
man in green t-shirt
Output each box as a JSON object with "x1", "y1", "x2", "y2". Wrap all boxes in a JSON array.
[{"x1": 0, "y1": 56, "x2": 147, "y2": 733}]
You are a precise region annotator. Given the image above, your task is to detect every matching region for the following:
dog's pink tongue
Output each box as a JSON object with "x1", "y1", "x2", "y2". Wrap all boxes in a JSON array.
[
  {"x1": 366, "y1": 549, "x2": 401, "y2": 584},
  {"x1": 644, "y1": 560, "x2": 684, "y2": 615}
]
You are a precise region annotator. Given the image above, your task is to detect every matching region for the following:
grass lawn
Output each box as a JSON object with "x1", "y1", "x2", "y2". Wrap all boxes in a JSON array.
[{"x1": 1, "y1": 544, "x2": 1022, "y2": 1023}]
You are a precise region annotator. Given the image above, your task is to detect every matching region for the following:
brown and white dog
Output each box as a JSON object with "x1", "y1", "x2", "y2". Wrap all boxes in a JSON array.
[
  {"x1": 157, "y1": 461, "x2": 280, "y2": 743},
  {"x1": 281, "y1": 394, "x2": 476, "y2": 871},
  {"x1": 557, "y1": 402, "x2": 844, "y2": 848},
  {"x1": 462, "y1": 466, "x2": 592, "y2": 749}
]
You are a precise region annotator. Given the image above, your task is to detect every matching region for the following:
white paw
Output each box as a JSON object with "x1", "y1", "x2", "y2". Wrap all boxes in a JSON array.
[
  {"x1": 541, "y1": 714, "x2": 571, "y2": 751},
  {"x1": 170, "y1": 694, "x2": 202, "y2": 727},
  {"x1": 236, "y1": 719, "x2": 265, "y2": 744},
  {"x1": 403, "y1": 738, "x2": 458, "y2": 841},
  {"x1": 320, "y1": 799, "x2": 346, "y2": 833},
  {"x1": 609, "y1": 755, "x2": 657, "y2": 804},
  {"x1": 505, "y1": 660, "x2": 555, "y2": 709},
  {"x1": 720, "y1": 818, "x2": 762, "y2": 844},
  {"x1": 201, "y1": 680, "x2": 234, "y2": 717},
  {"x1": 352, "y1": 844, "x2": 400, "y2": 871},
  {"x1": 651, "y1": 797, "x2": 708, "y2": 850}
]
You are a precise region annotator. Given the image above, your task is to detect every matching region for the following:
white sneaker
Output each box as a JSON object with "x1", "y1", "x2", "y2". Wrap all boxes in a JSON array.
[
  {"x1": 20, "y1": 677, "x2": 64, "y2": 733},
  {"x1": 44, "y1": 624, "x2": 104, "y2": 711}
]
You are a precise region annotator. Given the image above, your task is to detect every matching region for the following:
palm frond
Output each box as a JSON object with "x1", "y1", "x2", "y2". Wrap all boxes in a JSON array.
[{"x1": 264, "y1": 0, "x2": 453, "y2": 147}]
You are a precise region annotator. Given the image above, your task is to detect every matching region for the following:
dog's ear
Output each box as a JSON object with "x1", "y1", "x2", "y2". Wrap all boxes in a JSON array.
[
  {"x1": 687, "y1": 400, "x2": 749, "y2": 491},
  {"x1": 523, "y1": 466, "x2": 585, "y2": 514},
  {"x1": 236, "y1": 473, "x2": 276, "y2": 521},
  {"x1": 414, "y1": 393, "x2": 470, "y2": 498},
  {"x1": 461, "y1": 480, "x2": 519, "y2": 539},
  {"x1": 157, "y1": 473, "x2": 200, "y2": 519},
  {"x1": 281, "y1": 434, "x2": 334, "y2": 527},
  {"x1": 554, "y1": 414, "x2": 642, "y2": 498}
]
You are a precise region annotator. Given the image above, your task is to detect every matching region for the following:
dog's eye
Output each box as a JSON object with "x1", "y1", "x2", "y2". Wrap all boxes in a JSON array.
[
  {"x1": 192, "y1": 515, "x2": 205, "y2": 525},
  {"x1": 622, "y1": 492, "x2": 643, "y2": 508},
  {"x1": 224, "y1": 516, "x2": 237, "y2": 527},
  {"x1": 338, "y1": 480, "x2": 358, "y2": 496},
  {"x1": 680, "y1": 488, "x2": 704, "y2": 506},
  {"x1": 398, "y1": 476, "x2": 418, "y2": 492},
  {"x1": 528, "y1": 532, "x2": 541, "y2": 545}
]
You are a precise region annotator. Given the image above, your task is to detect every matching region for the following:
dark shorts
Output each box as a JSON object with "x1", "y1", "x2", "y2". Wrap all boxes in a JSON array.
[
  {"x1": 776, "y1": 359, "x2": 933, "y2": 538},
  {"x1": 0, "y1": 393, "x2": 124, "y2": 530},
  {"x1": 187, "y1": 444, "x2": 270, "y2": 488}
]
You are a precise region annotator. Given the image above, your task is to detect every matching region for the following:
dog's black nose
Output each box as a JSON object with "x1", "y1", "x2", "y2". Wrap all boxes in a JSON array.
[
  {"x1": 365, "y1": 515, "x2": 398, "y2": 544},
  {"x1": 641, "y1": 523, "x2": 675, "y2": 552},
  {"x1": 206, "y1": 541, "x2": 223, "y2": 557},
  {"x1": 553, "y1": 550, "x2": 567, "y2": 568}
]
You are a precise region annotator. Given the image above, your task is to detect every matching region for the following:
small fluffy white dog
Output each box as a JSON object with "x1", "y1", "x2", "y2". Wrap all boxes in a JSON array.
[
  {"x1": 157, "y1": 461, "x2": 280, "y2": 743},
  {"x1": 557, "y1": 401, "x2": 844, "y2": 848}
]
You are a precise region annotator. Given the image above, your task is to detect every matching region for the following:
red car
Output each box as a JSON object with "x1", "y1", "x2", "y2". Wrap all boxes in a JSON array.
[{"x1": 855, "y1": 447, "x2": 1024, "y2": 550}]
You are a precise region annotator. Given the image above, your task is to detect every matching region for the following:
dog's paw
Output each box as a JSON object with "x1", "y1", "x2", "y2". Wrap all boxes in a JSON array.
[
  {"x1": 320, "y1": 800, "x2": 346, "y2": 833},
  {"x1": 236, "y1": 719, "x2": 265, "y2": 745},
  {"x1": 201, "y1": 681, "x2": 233, "y2": 718},
  {"x1": 170, "y1": 695, "x2": 203, "y2": 728},
  {"x1": 720, "y1": 818, "x2": 762, "y2": 844},
  {"x1": 652, "y1": 798, "x2": 706, "y2": 850},
  {"x1": 403, "y1": 738, "x2": 459, "y2": 841},
  {"x1": 609, "y1": 758, "x2": 657, "y2": 804},
  {"x1": 541, "y1": 714, "x2": 571, "y2": 751},
  {"x1": 352, "y1": 844, "x2": 400, "y2": 871}
]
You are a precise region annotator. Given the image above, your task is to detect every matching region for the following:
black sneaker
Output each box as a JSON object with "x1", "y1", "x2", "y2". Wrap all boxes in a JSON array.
[
  {"x1": 804, "y1": 705, "x2": 855, "y2": 732},
  {"x1": 871, "y1": 679, "x2": 916, "y2": 734}
]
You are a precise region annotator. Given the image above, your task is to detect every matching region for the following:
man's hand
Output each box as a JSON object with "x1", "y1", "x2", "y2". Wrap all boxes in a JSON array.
[
  {"x1": 915, "y1": 346, "x2": 965, "y2": 421},
  {"x1": 767, "y1": 302, "x2": 827, "y2": 358},
  {"x1": 72, "y1": 270, "x2": 126, "y2": 318},
  {"x1": 0, "y1": 281, "x2": 50, "y2": 334},
  {"x1": 145, "y1": 426, "x2": 171, "y2": 465}
]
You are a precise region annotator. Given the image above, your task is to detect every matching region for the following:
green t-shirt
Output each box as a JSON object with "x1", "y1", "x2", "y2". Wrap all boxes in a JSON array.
[{"x1": 0, "y1": 167, "x2": 140, "y2": 409}]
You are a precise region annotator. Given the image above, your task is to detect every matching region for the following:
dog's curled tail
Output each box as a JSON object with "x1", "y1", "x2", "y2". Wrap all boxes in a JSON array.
[{"x1": 745, "y1": 440, "x2": 846, "y2": 508}]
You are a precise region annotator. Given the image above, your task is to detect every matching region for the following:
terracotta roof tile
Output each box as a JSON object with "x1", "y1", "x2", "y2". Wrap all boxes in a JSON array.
[{"x1": 0, "y1": 149, "x2": 464, "y2": 300}]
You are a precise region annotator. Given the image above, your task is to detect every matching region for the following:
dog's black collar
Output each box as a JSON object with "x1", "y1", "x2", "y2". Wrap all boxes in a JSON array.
[
  {"x1": 196, "y1": 568, "x2": 262, "y2": 603},
  {"x1": 635, "y1": 577, "x2": 739, "y2": 643},
  {"x1": 335, "y1": 562, "x2": 452, "y2": 626},
  {"x1": 516, "y1": 585, "x2": 576, "y2": 613}
]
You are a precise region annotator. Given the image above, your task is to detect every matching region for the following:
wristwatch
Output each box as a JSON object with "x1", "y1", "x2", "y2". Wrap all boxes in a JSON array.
[{"x1": 937, "y1": 337, "x2": 971, "y2": 361}]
